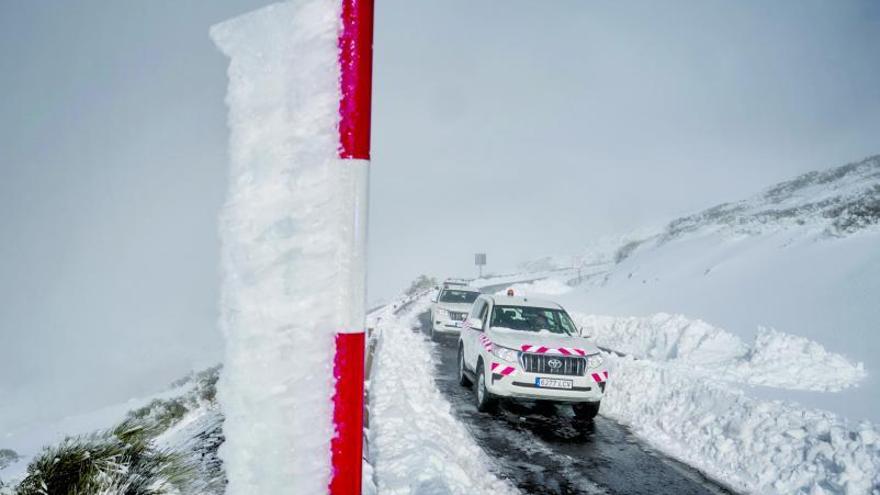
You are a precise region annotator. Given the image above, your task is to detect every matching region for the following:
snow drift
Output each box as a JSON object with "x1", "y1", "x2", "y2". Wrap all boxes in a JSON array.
[
  {"x1": 577, "y1": 313, "x2": 866, "y2": 392},
  {"x1": 603, "y1": 356, "x2": 880, "y2": 494},
  {"x1": 210, "y1": 1, "x2": 367, "y2": 493},
  {"x1": 367, "y1": 299, "x2": 519, "y2": 495}
]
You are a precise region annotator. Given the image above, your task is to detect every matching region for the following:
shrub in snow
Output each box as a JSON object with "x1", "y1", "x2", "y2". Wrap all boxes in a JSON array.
[
  {"x1": 0, "y1": 451, "x2": 18, "y2": 471},
  {"x1": 128, "y1": 365, "x2": 220, "y2": 436},
  {"x1": 14, "y1": 422, "x2": 194, "y2": 495},
  {"x1": 404, "y1": 275, "x2": 437, "y2": 296},
  {"x1": 614, "y1": 240, "x2": 644, "y2": 263},
  {"x1": 127, "y1": 399, "x2": 189, "y2": 437},
  {"x1": 5, "y1": 366, "x2": 225, "y2": 495},
  {"x1": 125, "y1": 366, "x2": 221, "y2": 439},
  {"x1": 827, "y1": 184, "x2": 880, "y2": 234}
]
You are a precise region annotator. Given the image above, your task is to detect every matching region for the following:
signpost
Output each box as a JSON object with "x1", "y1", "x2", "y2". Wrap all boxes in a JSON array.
[{"x1": 475, "y1": 253, "x2": 487, "y2": 278}]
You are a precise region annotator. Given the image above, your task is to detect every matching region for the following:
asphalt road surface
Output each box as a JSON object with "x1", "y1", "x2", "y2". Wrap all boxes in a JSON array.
[{"x1": 416, "y1": 311, "x2": 734, "y2": 495}]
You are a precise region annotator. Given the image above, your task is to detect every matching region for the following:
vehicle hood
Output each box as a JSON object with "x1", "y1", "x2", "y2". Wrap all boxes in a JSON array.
[
  {"x1": 435, "y1": 302, "x2": 474, "y2": 313},
  {"x1": 487, "y1": 327, "x2": 599, "y2": 355}
]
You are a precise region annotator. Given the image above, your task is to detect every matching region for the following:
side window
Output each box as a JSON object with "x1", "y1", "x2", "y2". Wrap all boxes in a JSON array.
[
  {"x1": 559, "y1": 312, "x2": 577, "y2": 334},
  {"x1": 478, "y1": 302, "x2": 489, "y2": 324},
  {"x1": 470, "y1": 300, "x2": 486, "y2": 319},
  {"x1": 540, "y1": 309, "x2": 561, "y2": 332}
]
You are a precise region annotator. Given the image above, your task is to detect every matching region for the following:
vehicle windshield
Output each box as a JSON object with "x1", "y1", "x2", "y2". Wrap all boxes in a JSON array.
[
  {"x1": 490, "y1": 305, "x2": 577, "y2": 335},
  {"x1": 439, "y1": 290, "x2": 480, "y2": 304}
]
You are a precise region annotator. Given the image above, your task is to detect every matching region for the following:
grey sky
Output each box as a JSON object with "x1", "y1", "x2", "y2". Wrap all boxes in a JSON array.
[{"x1": 1, "y1": 1, "x2": 879, "y2": 430}]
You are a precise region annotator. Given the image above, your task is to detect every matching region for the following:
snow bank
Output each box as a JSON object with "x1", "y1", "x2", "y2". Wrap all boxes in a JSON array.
[
  {"x1": 210, "y1": 1, "x2": 363, "y2": 493},
  {"x1": 603, "y1": 357, "x2": 880, "y2": 494},
  {"x1": 368, "y1": 298, "x2": 519, "y2": 495},
  {"x1": 578, "y1": 313, "x2": 747, "y2": 365},
  {"x1": 577, "y1": 313, "x2": 865, "y2": 392},
  {"x1": 575, "y1": 312, "x2": 874, "y2": 492},
  {"x1": 742, "y1": 328, "x2": 867, "y2": 392}
]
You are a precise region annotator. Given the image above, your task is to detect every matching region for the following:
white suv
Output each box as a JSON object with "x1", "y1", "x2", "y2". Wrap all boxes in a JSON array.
[
  {"x1": 430, "y1": 286, "x2": 482, "y2": 340},
  {"x1": 457, "y1": 294, "x2": 607, "y2": 420}
]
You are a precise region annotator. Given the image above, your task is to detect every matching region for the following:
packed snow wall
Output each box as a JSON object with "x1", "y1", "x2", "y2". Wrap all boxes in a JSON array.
[{"x1": 211, "y1": 1, "x2": 367, "y2": 493}]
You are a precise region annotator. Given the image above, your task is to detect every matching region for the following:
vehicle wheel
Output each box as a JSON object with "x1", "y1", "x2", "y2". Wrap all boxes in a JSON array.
[
  {"x1": 430, "y1": 325, "x2": 438, "y2": 341},
  {"x1": 475, "y1": 361, "x2": 497, "y2": 413},
  {"x1": 574, "y1": 402, "x2": 600, "y2": 422},
  {"x1": 458, "y1": 346, "x2": 472, "y2": 387}
]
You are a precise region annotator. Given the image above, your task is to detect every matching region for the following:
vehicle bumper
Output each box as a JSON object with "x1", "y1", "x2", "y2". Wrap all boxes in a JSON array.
[
  {"x1": 432, "y1": 319, "x2": 463, "y2": 335},
  {"x1": 485, "y1": 363, "x2": 606, "y2": 403}
]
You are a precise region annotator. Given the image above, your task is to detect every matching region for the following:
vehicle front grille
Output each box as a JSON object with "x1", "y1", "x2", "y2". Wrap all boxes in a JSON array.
[
  {"x1": 449, "y1": 311, "x2": 468, "y2": 321},
  {"x1": 520, "y1": 353, "x2": 586, "y2": 376}
]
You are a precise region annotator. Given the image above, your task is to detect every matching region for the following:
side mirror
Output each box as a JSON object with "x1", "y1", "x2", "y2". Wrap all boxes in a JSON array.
[
  {"x1": 579, "y1": 326, "x2": 592, "y2": 338},
  {"x1": 468, "y1": 318, "x2": 484, "y2": 331}
]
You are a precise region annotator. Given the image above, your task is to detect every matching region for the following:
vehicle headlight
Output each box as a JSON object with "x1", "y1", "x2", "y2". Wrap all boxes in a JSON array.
[
  {"x1": 434, "y1": 308, "x2": 448, "y2": 319},
  {"x1": 492, "y1": 346, "x2": 519, "y2": 363},
  {"x1": 586, "y1": 354, "x2": 604, "y2": 370}
]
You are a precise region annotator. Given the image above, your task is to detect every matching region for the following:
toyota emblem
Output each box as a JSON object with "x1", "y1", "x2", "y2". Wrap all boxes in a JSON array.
[{"x1": 547, "y1": 358, "x2": 563, "y2": 369}]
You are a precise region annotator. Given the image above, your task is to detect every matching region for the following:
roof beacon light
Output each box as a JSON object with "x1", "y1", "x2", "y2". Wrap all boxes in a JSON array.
[{"x1": 506, "y1": 288, "x2": 515, "y2": 297}]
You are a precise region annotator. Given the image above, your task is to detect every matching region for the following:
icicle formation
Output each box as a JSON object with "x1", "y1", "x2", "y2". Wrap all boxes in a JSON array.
[{"x1": 210, "y1": 1, "x2": 353, "y2": 492}]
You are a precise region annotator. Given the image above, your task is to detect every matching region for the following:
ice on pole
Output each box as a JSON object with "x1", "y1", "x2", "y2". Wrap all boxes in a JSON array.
[{"x1": 210, "y1": 0, "x2": 367, "y2": 493}]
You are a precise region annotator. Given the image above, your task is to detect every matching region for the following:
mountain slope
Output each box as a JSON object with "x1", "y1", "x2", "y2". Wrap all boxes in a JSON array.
[
  {"x1": 656, "y1": 154, "x2": 880, "y2": 242},
  {"x1": 516, "y1": 155, "x2": 880, "y2": 422}
]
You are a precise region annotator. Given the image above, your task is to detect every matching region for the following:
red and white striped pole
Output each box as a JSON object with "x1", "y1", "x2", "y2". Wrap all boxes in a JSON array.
[{"x1": 331, "y1": 0, "x2": 373, "y2": 494}]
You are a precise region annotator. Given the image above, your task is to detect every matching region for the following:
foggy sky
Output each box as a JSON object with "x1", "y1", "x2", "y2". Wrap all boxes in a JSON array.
[{"x1": 2, "y1": 0, "x2": 879, "y2": 431}]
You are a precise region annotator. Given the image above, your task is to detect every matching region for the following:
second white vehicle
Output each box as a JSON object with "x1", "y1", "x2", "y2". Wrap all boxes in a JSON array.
[
  {"x1": 430, "y1": 286, "x2": 482, "y2": 340},
  {"x1": 457, "y1": 294, "x2": 608, "y2": 421}
]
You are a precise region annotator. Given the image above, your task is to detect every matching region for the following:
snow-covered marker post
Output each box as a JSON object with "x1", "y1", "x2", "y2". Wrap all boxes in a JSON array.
[
  {"x1": 332, "y1": 0, "x2": 373, "y2": 493},
  {"x1": 210, "y1": 0, "x2": 372, "y2": 493}
]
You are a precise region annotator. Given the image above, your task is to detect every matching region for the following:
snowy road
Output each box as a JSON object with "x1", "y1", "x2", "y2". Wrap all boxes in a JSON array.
[{"x1": 415, "y1": 312, "x2": 733, "y2": 495}]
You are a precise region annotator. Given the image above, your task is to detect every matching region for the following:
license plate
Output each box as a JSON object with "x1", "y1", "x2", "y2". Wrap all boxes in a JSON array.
[
  {"x1": 449, "y1": 321, "x2": 461, "y2": 327},
  {"x1": 535, "y1": 377, "x2": 573, "y2": 389}
]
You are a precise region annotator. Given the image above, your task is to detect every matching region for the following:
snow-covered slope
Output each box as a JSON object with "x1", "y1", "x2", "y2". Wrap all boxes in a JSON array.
[
  {"x1": 653, "y1": 154, "x2": 880, "y2": 241},
  {"x1": 523, "y1": 154, "x2": 880, "y2": 272},
  {"x1": 505, "y1": 155, "x2": 880, "y2": 421},
  {"x1": 0, "y1": 368, "x2": 225, "y2": 493}
]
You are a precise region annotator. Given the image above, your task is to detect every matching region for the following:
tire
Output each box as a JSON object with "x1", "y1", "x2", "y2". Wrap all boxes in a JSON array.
[
  {"x1": 574, "y1": 402, "x2": 600, "y2": 422},
  {"x1": 458, "y1": 346, "x2": 472, "y2": 387},
  {"x1": 475, "y1": 361, "x2": 497, "y2": 413},
  {"x1": 430, "y1": 325, "x2": 438, "y2": 341}
]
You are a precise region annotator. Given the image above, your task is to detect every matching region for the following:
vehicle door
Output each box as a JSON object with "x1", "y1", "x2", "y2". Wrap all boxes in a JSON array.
[
  {"x1": 431, "y1": 289, "x2": 444, "y2": 321},
  {"x1": 464, "y1": 298, "x2": 489, "y2": 369}
]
